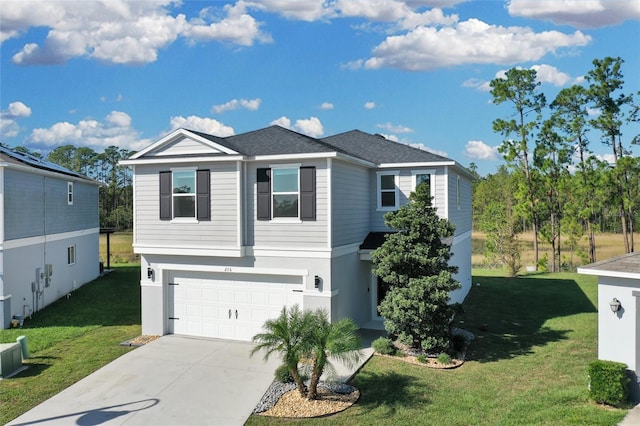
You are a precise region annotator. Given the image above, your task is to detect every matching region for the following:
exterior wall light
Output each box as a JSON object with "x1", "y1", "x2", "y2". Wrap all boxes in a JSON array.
[
  {"x1": 314, "y1": 275, "x2": 321, "y2": 289},
  {"x1": 147, "y1": 267, "x2": 154, "y2": 281},
  {"x1": 609, "y1": 298, "x2": 621, "y2": 313}
]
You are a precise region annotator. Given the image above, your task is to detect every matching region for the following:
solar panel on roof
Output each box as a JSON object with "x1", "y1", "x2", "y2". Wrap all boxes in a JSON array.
[{"x1": 0, "y1": 146, "x2": 87, "y2": 179}]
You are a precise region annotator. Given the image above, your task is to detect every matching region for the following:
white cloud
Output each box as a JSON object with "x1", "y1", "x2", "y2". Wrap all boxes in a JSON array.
[
  {"x1": 212, "y1": 98, "x2": 262, "y2": 113},
  {"x1": 0, "y1": 101, "x2": 32, "y2": 138},
  {"x1": 361, "y1": 19, "x2": 591, "y2": 71},
  {"x1": 376, "y1": 122, "x2": 414, "y2": 133},
  {"x1": 507, "y1": 0, "x2": 640, "y2": 29},
  {"x1": 2, "y1": 1, "x2": 271, "y2": 66},
  {"x1": 320, "y1": 102, "x2": 334, "y2": 110},
  {"x1": 248, "y1": 0, "x2": 329, "y2": 21},
  {"x1": 170, "y1": 115, "x2": 235, "y2": 136},
  {"x1": 364, "y1": 101, "x2": 376, "y2": 109},
  {"x1": 465, "y1": 64, "x2": 578, "y2": 93},
  {"x1": 530, "y1": 64, "x2": 573, "y2": 86},
  {"x1": 270, "y1": 115, "x2": 324, "y2": 137},
  {"x1": 464, "y1": 140, "x2": 499, "y2": 160},
  {"x1": 29, "y1": 110, "x2": 152, "y2": 150}
]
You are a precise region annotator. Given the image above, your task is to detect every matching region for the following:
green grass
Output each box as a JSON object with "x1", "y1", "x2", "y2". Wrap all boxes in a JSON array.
[
  {"x1": 247, "y1": 270, "x2": 629, "y2": 425},
  {"x1": 0, "y1": 266, "x2": 141, "y2": 424}
]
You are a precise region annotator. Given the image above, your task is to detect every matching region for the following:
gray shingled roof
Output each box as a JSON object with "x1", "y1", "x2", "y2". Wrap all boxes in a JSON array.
[
  {"x1": 579, "y1": 252, "x2": 640, "y2": 276},
  {"x1": 321, "y1": 130, "x2": 453, "y2": 164},
  {"x1": 193, "y1": 126, "x2": 339, "y2": 157},
  {"x1": 0, "y1": 146, "x2": 94, "y2": 181}
]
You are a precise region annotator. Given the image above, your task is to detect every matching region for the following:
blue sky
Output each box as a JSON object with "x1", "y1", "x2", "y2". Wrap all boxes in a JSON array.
[{"x1": 1, "y1": 0, "x2": 639, "y2": 176}]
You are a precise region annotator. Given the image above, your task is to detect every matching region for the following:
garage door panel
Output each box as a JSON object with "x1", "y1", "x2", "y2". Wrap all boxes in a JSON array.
[{"x1": 168, "y1": 271, "x2": 304, "y2": 341}]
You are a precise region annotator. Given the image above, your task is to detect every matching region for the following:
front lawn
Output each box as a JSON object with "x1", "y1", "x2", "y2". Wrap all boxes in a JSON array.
[
  {"x1": 0, "y1": 266, "x2": 141, "y2": 425},
  {"x1": 248, "y1": 271, "x2": 629, "y2": 425}
]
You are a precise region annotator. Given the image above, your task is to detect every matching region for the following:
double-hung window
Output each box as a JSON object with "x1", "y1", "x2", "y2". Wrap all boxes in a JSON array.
[
  {"x1": 272, "y1": 167, "x2": 299, "y2": 218},
  {"x1": 377, "y1": 172, "x2": 399, "y2": 210},
  {"x1": 159, "y1": 169, "x2": 210, "y2": 221},
  {"x1": 257, "y1": 166, "x2": 316, "y2": 221},
  {"x1": 67, "y1": 182, "x2": 74, "y2": 205}
]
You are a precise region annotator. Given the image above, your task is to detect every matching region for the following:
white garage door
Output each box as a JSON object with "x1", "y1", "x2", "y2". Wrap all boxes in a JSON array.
[{"x1": 168, "y1": 271, "x2": 304, "y2": 341}]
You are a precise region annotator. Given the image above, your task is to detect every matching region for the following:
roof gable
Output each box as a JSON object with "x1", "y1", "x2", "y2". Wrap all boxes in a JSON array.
[
  {"x1": 222, "y1": 125, "x2": 338, "y2": 157},
  {"x1": 130, "y1": 129, "x2": 238, "y2": 159}
]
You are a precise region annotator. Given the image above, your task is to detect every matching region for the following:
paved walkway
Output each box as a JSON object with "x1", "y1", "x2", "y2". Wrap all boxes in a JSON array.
[
  {"x1": 619, "y1": 403, "x2": 640, "y2": 425},
  {"x1": 6, "y1": 332, "x2": 377, "y2": 426}
]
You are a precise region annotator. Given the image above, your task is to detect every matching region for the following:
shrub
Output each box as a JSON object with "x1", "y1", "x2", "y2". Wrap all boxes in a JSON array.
[
  {"x1": 372, "y1": 337, "x2": 396, "y2": 355},
  {"x1": 437, "y1": 353, "x2": 452, "y2": 365},
  {"x1": 416, "y1": 354, "x2": 427, "y2": 364},
  {"x1": 588, "y1": 360, "x2": 630, "y2": 406},
  {"x1": 274, "y1": 364, "x2": 293, "y2": 383}
]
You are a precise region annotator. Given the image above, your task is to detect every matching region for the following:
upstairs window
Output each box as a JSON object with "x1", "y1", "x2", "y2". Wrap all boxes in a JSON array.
[
  {"x1": 159, "y1": 169, "x2": 210, "y2": 221},
  {"x1": 257, "y1": 166, "x2": 316, "y2": 221},
  {"x1": 377, "y1": 172, "x2": 398, "y2": 210},
  {"x1": 67, "y1": 245, "x2": 76, "y2": 265},
  {"x1": 67, "y1": 182, "x2": 74, "y2": 205},
  {"x1": 412, "y1": 170, "x2": 435, "y2": 203},
  {"x1": 272, "y1": 167, "x2": 299, "y2": 218}
]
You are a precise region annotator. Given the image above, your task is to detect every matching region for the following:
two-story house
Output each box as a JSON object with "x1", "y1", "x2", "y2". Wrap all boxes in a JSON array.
[
  {"x1": 121, "y1": 125, "x2": 473, "y2": 341},
  {"x1": 0, "y1": 146, "x2": 101, "y2": 329}
]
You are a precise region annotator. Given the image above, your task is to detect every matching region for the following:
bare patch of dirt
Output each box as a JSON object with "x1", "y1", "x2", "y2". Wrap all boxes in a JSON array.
[
  {"x1": 260, "y1": 388, "x2": 360, "y2": 418},
  {"x1": 376, "y1": 353, "x2": 464, "y2": 369},
  {"x1": 120, "y1": 335, "x2": 161, "y2": 347}
]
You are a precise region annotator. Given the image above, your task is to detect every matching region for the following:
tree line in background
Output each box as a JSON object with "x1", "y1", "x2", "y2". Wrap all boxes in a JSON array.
[
  {"x1": 473, "y1": 56, "x2": 639, "y2": 275},
  {"x1": 6, "y1": 144, "x2": 135, "y2": 231}
]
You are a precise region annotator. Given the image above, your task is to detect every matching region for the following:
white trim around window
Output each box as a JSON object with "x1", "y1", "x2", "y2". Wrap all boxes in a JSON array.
[
  {"x1": 67, "y1": 245, "x2": 76, "y2": 265},
  {"x1": 67, "y1": 182, "x2": 74, "y2": 205},
  {"x1": 411, "y1": 169, "x2": 436, "y2": 201},
  {"x1": 376, "y1": 171, "x2": 399, "y2": 211}
]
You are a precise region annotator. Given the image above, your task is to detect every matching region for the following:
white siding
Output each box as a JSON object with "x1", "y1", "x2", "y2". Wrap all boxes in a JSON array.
[
  {"x1": 331, "y1": 160, "x2": 370, "y2": 247},
  {"x1": 447, "y1": 170, "x2": 473, "y2": 235},
  {"x1": 134, "y1": 163, "x2": 239, "y2": 248}
]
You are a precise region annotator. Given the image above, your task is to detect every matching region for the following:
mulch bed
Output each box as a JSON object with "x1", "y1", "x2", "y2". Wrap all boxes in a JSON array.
[{"x1": 259, "y1": 388, "x2": 360, "y2": 418}]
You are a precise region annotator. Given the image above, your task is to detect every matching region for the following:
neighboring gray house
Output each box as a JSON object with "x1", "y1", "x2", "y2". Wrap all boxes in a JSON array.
[
  {"x1": 0, "y1": 147, "x2": 101, "y2": 329},
  {"x1": 121, "y1": 125, "x2": 473, "y2": 341},
  {"x1": 578, "y1": 252, "x2": 640, "y2": 401}
]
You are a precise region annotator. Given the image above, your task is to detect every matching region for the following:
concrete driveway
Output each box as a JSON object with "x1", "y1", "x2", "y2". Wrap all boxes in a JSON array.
[{"x1": 7, "y1": 335, "x2": 280, "y2": 426}]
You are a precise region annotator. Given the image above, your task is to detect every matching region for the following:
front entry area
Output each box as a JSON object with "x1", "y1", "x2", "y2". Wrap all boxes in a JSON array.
[{"x1": 167, "y1": 271, "x2": 303, "y2": 341}]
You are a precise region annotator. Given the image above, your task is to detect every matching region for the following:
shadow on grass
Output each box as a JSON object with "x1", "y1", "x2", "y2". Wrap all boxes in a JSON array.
[
  {"x1": 351, "y1": 370, "x2": 430, "y2": 416},
  {"x1": 18, "y1": 265, "x2": 141, "y2": 329},
  {"x1": 460, "y1": 274, "x2": 597, "y2": 363}
]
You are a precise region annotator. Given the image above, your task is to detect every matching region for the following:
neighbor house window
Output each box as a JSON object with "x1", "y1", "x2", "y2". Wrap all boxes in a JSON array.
[
  {"x1": 272, "y1": 167, "x2": 299, "y2": 218},
  {"x1": 67, "y1": 182, "x2": 74, "y2": 205},
  {"x1": 159, "y1": 169, "x2": 210, "y2": 221},
  {"x1": 377, "y1": 172, "x2": 399, "y2": 210},
  {"x1": 67, "y1": 245, "x2": 76, "y2": 265},
  {"x1": 257, "y1": 166, "x2": 316, "y2": 221}
]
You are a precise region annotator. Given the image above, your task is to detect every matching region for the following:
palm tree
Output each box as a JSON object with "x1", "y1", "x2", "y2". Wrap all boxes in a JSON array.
[
  {"x1": 306, "y1": 311, "x2": 361, "y2": 400},
  {"x1": 251, "y1": 305, "x2": 312, "y2": 396}
]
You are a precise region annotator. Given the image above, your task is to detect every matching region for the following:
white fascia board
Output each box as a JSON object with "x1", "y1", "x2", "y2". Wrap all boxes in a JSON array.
[
  {"x1": 129, "y1": 129, "x2": 239, "y2": 159},
  {"x1": 120, "y1": 155, "x2": 244, "y2": 166},
  {"x1": 1, "y1": 161, "x2": 100, "y2": 186},
  {"x1": 133, "y1": 244, "x2": 244, "y2": 258},
  {"x1": 576, "y1": 267, "x2": 640, "y2": 280},
  {"x1": 378, "y1": 161, "x2": 456, "y2": 168},
  {"x1": 153, "y1": 262, "x2": 308, "y2": 277}
]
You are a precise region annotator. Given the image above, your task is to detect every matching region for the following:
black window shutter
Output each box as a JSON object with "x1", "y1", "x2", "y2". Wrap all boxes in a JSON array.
[
  {"x1": 300, "y1": 166, "x2": 316, "y2": 220},
  {"x1": 159, "y1": 171, "x2": 172, "y2": 220},
  {"x1": 196, "y1": 169, "x2": 210, "y2": 221},
  {"x1": 257, "y1": 168, "x2": 271, "y2": 220}
]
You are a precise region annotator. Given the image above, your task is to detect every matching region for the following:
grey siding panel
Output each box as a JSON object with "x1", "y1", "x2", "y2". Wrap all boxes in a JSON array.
[
  {"x1": 447, "y1": 171, "x2": 472, "y2": 235},
  {"x1": 135, "y1": 163, "x2": 239, "y2": 247},
  {"x1": 248, "y1": 160, "x2": 328, "y2": 249},
  {"x1": 369, "y1": 167, "x2": 447, "y2": 232},
  {"x1": 331, "y1": 161, "x2": 370, "y2": 247},
  {"x1": 4, "y1": 169, "x2": 98, "y2": 240}
]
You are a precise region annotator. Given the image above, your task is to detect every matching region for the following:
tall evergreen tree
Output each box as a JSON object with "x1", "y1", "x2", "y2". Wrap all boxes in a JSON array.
[
  {"x1": 491, "y1": 68, "x2": 546, "y2": 269},
  {"x1": 372, "y1": 182, "x2": 460, "y2": 352}
]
